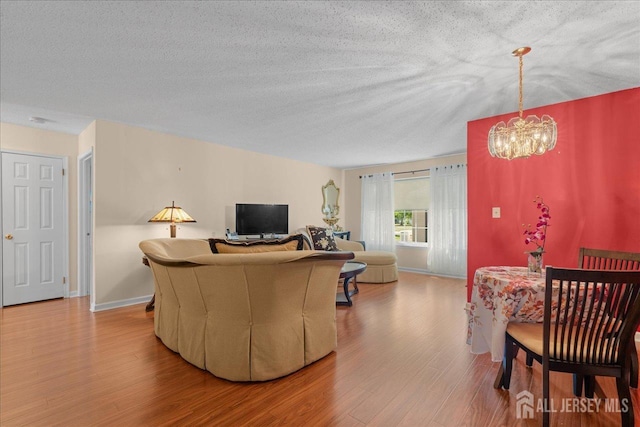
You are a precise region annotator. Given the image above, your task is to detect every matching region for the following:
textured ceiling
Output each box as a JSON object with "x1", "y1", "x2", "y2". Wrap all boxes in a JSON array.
[{"x1": 1, "y1": 1, "x2": 639, "y2": 169}]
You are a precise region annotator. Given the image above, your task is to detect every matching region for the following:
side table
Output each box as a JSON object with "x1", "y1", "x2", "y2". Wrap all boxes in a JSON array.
[{"x1": 336, "y1": 261, "x2": 367, "y2": 306}]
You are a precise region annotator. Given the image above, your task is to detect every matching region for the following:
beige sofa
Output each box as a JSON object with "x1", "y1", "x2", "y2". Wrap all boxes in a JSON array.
[
  {"x1": 139, "y1": 238, "x2": 354, "y2": 381},
  {"x1": 297, "y1": 228, "x2": 398, "y2": 284}
]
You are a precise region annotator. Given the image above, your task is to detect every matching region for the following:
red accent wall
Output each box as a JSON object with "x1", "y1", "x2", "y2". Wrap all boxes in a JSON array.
[{"x1": 467, "y1": 87, "x2": 640, "y2": 300}]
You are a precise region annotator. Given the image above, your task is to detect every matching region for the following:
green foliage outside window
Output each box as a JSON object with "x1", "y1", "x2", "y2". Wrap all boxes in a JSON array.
[
  {"x1": 394, "y1": 209, "x2": 427, "y2": 243},
  {"x1": 395, "y1": 210, "x2": 413, "y2": 226}
]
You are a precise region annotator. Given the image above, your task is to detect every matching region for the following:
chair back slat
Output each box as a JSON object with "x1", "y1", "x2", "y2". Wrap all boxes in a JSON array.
[
  {"x1": 579, "y1": 247, "x2": 640, "y2": 271},
  {"x1": 544, "y1": 267, "x2": 640, "y2": 366}
]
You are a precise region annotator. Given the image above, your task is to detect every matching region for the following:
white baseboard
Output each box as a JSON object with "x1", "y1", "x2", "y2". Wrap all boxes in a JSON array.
[
  {"x1": 69, "y1": 290, "x2": 79, "y2": 298},
  {"x1": 398, "y1": 267, "x2": 430, "y2": 274},
  {"x1": 397, "y1": 267, "x2": 466, "y2": 279},
  {"x1": 91, "y1": 295, "x2": 153, "y2": 312}
]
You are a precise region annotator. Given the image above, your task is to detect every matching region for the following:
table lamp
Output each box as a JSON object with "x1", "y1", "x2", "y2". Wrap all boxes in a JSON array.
[{"x1": 148, "y1": 201, "x2": 196, "y2": 238}]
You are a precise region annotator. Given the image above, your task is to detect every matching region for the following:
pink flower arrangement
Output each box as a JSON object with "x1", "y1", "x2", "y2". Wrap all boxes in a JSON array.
[{"x1": 523, "y1": 196, "x2": 550, "y2": 254}]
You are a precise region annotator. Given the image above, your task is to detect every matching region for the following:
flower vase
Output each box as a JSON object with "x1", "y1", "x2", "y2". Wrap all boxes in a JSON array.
[{"x1": 527, "y1": 251, "x2": 544, "y2": 276}]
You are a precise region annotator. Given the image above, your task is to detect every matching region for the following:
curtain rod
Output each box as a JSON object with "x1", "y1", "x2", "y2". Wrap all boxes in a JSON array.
[
  {"x1": 359, "y1": 168, "x2": 430, "y2": 179},
  {"x1": 393, "y1": 168, "x2": 431, "y2": 176},
  {"x1": 358, "y1": 164, "x2": 466, "y2": 179}
]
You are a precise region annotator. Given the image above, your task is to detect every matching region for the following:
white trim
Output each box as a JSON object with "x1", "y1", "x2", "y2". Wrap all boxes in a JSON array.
[
  {"x1": 62, "y1": 156, "x2": 69, "y2": 298},
  {"x1": 395, "y1": 242, "x2": 428, "y2": 248},
  {"x1": 91, "y1": 295, "x2": 153, "y2": 312},
  {"x1": 398, "y1": 267, "x2": 430, "y2": 274},
  {"x1": 0, "y1": 155, "x2": 3, "y2": 308},
  {"x1": 398, "y1": 267, "x2": 467, "y2": 280},
  {"x1": 69, "y1": 290, "x2": 79, "y2": 298},
  {"x1": 77, "y1": 149, "x2": 93, "y2": 302},
  {"x1": 0, "y1": 149, "x2": 69, "y2": 306}
]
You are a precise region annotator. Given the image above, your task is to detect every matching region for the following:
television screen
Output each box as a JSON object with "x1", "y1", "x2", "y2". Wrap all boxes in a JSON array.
[{"x1": 235, "y1": 204, "x2": 288, "y2": 236}]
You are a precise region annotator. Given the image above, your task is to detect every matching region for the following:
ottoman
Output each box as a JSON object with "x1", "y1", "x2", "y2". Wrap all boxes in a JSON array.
[{"x1": 352, "y1": 250, "x2": 398, "y2": 283}]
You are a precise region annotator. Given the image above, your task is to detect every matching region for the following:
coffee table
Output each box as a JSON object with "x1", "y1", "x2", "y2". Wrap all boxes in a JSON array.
[{"x1": 336, "y1": 261, "x2": 367, "y2": 306}]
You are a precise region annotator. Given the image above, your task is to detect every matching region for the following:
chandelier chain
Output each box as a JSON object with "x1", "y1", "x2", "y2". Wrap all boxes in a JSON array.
[{"x1": 518, "y1": 54, "x2": 524, "y2": 118}]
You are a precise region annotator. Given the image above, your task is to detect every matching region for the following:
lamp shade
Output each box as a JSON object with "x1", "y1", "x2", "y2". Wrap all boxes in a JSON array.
[
  {"x1": 148, "y1": 201, "x2": 196, "y2": 238},
  {"x1": 148, "y1": 201, "x2": 196, "y2": 223}
]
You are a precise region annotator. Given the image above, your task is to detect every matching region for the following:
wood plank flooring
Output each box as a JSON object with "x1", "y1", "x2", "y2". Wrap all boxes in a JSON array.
[{"x1": 1, "y1": 271, "x2": 639, "y2": 426}]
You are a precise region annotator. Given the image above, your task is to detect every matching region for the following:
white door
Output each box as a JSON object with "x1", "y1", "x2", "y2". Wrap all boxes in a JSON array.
[{"x1": 2, "y1": 152, "x2": 64, "y2": 306}]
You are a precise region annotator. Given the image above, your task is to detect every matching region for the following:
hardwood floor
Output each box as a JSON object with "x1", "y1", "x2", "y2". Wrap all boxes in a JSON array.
[{"x1": 1, "y1": 271, "x2": 638, "y2": 426}]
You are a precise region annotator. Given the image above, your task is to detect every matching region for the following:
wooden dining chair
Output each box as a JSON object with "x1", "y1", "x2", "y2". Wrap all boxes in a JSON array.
[
  {"x1": 579, "y1": 247, "x2": 640, "y2": 390},
  {"x1": 495, "y1": 267, "x2": 640, "y2": 427},
  {"x1": 579, "y1": 247, "x2": 640, "y2": 271}
]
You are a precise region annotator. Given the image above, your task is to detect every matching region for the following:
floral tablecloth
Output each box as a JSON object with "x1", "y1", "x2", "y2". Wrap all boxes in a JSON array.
[{"x1": 466, "y1": 266, "x2": 547, "y2": 362}]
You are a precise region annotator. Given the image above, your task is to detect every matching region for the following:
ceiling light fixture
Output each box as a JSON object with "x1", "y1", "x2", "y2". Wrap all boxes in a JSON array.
[
  {"x1": 488, "y1": 47, "x2": 557, "y2": 160},
  {"x1": 29, "y1": 116, "x2": 48, "y2": 124}
]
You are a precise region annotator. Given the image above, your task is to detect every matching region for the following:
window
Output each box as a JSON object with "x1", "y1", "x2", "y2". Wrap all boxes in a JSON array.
[
  {"x1": 394, "y1": 177, "x2": 429, "y2": 245},
  {"x1": 394, "y1": 209, "x2": 428, "y2": 243}
]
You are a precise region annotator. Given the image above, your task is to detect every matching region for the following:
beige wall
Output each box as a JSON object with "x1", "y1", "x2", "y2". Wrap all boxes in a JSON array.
[
  {"x1": 78, "y1": 121, "x2": 96, "y2": 154},
  {"x1": 1, "y1": 118, "x2": 462, "y2": 307},
  {"x1": 0, "y1": 122, "x2": 79, "y2": 293},
  {"x1": 343, "y1": 153, "x2": 467, "y2": 272},
  {"x1": 1, "y1": 120, "x2": 343, "y2": 309},
  {"x1": 92, "y1": 120, "x2": 343, "y2": 308}
]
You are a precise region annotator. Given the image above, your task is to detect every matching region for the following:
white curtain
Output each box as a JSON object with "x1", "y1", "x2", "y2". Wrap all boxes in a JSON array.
[
  {"x1": 361, "y1": 172, "x2": 395, "y2": 252},
  {"x1": 427, "y1": 164, "x2": 467, "y2": 277}
]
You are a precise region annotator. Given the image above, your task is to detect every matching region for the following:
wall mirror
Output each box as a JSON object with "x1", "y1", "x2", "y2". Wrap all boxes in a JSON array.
[{"x1": 321, "y1": 179, "x2": 340, "y2": 224}]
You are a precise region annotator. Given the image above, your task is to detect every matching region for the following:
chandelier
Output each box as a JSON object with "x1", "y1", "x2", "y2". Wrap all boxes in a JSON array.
[{"x1": 488, "y1": 47, "x2": 557, "y2": 160}]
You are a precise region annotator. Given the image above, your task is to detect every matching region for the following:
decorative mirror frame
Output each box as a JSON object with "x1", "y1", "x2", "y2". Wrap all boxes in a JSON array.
[{"x1": 321, "y1": 179, "x2": 340, "y2": 223}]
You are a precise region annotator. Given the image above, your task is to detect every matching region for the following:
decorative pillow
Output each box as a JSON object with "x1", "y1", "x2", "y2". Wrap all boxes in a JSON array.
[
  {"x1": 306, "y1": 226, "x2": 339, "y2": 251},
  {"x1": 209, "y1": 234, "x2": 304, "y2": 254}
]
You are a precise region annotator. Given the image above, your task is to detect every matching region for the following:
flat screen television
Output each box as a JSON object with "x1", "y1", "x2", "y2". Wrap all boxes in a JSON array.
[{"x1": 235, "y1": 204, "x2": 288, "y2": 236}]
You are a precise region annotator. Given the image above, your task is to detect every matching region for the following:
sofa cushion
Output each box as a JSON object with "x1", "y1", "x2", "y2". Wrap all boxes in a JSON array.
[
  {"x1": 209, "y1": 234, "x2": 304, "y2": 254},
  {"x1": 306, "y1": 226, "x2": 338, "y2": 251}
]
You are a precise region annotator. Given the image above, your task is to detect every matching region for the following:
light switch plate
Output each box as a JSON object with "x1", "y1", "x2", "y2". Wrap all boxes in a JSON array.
[{"x1": 492, "y1": 207, "x2": 501, "y2": 218}]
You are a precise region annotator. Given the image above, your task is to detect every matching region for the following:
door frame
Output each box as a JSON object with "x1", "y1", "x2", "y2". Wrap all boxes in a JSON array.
[
  {"x1": 77, "y1": 149, "x2": 93, "y2": 304},
  {"x1": 0, "y1": 149, "x2": 70, "y2": 307}
]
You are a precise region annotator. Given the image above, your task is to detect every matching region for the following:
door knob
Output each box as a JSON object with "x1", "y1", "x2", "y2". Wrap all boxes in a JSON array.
[{"x1": 5, "y1": 234, "x2": 13, "y2": 240}]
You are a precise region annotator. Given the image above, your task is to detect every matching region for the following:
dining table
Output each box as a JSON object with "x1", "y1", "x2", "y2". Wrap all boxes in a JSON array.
[
  {"x1": 466, "y1": 266, "x2": 547, "y2": 362},
  {"x1": 467, "y1": 265, "x2": 621, "y2": 395}
]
